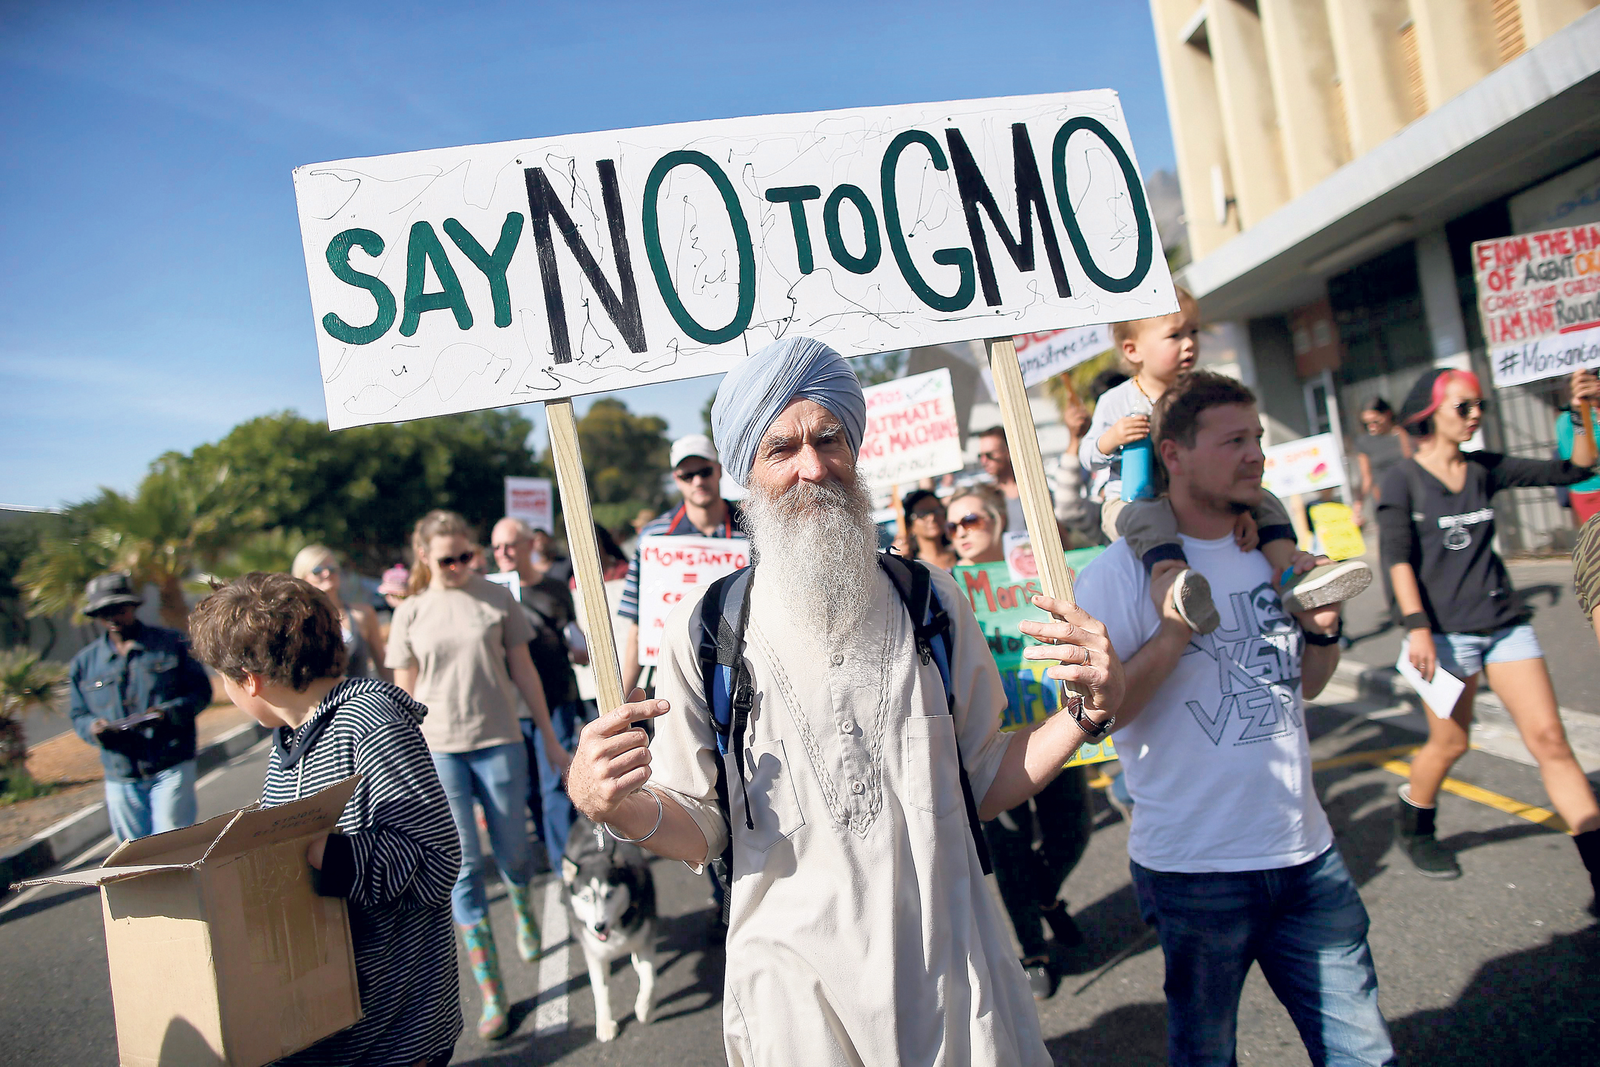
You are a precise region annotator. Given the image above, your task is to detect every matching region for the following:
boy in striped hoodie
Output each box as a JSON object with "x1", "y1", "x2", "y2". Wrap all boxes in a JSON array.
[{"x1": 191, "y1": 572, "x2": 463, "y2": 1067}]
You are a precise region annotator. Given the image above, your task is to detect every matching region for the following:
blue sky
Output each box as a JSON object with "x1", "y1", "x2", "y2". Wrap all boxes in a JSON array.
[{"x1": 0, "y1": 1, "x2": 1174, "y2": 508}]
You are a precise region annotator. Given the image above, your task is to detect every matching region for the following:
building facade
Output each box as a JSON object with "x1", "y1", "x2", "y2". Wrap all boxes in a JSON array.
[{"x1": 1151, "y1": 0, "x2": 1600, "y2": 550}]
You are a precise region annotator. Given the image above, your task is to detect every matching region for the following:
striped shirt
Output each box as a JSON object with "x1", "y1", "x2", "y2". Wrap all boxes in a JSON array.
[
  {"x1": 617, "y1": 501, "x2": 746, "y2": 623},
  {"x1": 261, "y1": 678, "x2": 463, "y2": 1067}
]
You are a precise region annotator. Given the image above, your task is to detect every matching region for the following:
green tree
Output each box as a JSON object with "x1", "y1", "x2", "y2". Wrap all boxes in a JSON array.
[
  {"x1": 567, "y1": 398, "x2": 670, "y2": 531},
  {"x1": 0, "y1": 648, "x2": 67, "y2": 790}
]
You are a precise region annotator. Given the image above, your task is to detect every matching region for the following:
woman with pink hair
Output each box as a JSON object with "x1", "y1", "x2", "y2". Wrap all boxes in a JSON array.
[{"x1": 1381, "y1": 367, "x2": 1600, "y2": 913}]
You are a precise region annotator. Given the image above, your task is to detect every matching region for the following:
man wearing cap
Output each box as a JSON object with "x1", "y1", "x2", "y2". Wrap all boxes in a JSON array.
[
  {"x1": 67, "y1": 573, "x2": 213, "y2": 841},
  {"x1": 618, "y1": 432, "x2": 747, "y2": 694},
  {"x1": 567, "y1": 337, "x2": 1123, "y2": 1066}
]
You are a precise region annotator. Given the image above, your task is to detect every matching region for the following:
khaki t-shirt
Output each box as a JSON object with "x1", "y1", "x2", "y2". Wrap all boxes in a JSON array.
[{"x1": 385, "y1": 576, "x2": 534, "y2": 754}]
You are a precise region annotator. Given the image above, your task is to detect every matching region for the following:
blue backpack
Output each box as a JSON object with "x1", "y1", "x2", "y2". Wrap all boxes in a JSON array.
[{"x1": 693, "y1": 552, "x2": 992, "y2": 922}]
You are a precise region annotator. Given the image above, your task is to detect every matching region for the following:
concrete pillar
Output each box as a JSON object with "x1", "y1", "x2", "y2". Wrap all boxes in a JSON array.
[
  {"x1": 1518, "y1": 0, "x2": 1595, "y2": 46},
  {"x1": 1258, "y1": 0, "x2": 1348, "y2": 196},
  {"x1": 1324, "y1": 0, "x2": 1417, "y2": 155},
  {"x1": 1414, "y1": 227, "x2": 1470, "y2": 367},
  {"x1": 1208, "y1": 0, "x2": 1292, "y2": 227},
  {"x1": 1148, "y1": 0, "x2": 1238, "y2": 261},
  {"x1": 1410, "y1": 0, "x2": 1500, "y2": 107}
]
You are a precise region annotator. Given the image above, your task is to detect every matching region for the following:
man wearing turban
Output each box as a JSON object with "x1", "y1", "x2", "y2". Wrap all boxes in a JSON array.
[{"x1": 567, "y1": 337, "x2": 1124, "y2": 1065}]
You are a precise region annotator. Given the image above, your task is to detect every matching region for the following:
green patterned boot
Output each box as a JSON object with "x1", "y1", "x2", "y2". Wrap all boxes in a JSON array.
[
  {"x1": 506, "y1": 880, "x2": 542, "y2": 962},
  {"x1": 462, "y1": 920, "x2": 511, "y2": 1040}
]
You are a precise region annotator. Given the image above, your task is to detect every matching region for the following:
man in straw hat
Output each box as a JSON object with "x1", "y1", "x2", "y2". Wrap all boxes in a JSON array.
[{"x1": 568, "y1": 337, "x2": 1123, "y2": 1065}]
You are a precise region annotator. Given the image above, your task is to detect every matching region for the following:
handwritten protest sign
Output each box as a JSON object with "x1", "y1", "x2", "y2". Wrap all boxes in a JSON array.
[
  {"x1": 953, "y1": 549, "x2": 1115, "y2": 766},
  {"x1": 1014, "y1": 325, "x2": 1112, "y2": 388},
  {"x1": 1473, "y1": 223, "x2": 1600, "y2": 387},
  {"x1": 1262, "y1": 433, "x2": 1345, "y2": 498},
  {"x1": 504, "y1": 476, "x2": 553, "y2": 534},
  {"x1": 858, "y1": 369, "x2": 963, "y2": 487},
  {"x1": 293, "y1": 92, "x2": 1176, "y2": 429},
  {"x1": 636, "y1": 535, "x2": 750, "y2": 666}
]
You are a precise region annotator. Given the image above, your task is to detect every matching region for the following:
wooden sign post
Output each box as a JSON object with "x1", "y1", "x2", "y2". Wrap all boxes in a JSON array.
[
  {"x1": 985, "y1": 336, "x2": 1089, "y2": 704},
  {"x1": 292, "y1": 91, "x2": 1179, "y2": 718}
]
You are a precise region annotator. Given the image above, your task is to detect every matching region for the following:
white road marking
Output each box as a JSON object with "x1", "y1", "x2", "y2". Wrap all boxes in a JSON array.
[{"x1": 534, "y1": 879, "x2": 570, "y2": 1036}]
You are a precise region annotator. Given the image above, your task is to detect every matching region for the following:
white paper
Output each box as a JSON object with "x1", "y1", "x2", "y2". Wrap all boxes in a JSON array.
[
  {"x1": 485, "y1": 570, "x2": 522, "y2": 602},
  {"x1": 1395, "y1": 649, "x2": 1466, "y2": 719}
]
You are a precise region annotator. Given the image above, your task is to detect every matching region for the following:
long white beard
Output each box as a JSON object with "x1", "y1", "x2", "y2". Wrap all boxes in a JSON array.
[{"x1": 742, "y1": 471, "x2": 880, "y2": 635}]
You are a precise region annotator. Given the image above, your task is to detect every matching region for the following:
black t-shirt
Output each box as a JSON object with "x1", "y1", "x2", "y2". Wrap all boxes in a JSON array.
[
  {"x1": 1355, "y1": 431, "x2": 1406, "y2": 490},
  {"x1": 519, "y1": 576, "x2": 580, "y2": 707},
  {"x1": 1378, "y1": 453, "x2": 1591, "y2": 633}
]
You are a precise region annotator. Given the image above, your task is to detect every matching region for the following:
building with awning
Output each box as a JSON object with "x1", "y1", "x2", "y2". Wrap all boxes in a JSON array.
[{"x1": 1151, "y1": 0, "x2": 1600, "y2": 550}]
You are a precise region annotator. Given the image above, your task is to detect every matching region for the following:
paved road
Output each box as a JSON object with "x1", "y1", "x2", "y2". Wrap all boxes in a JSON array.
[{"x1": 3, "y1": 678, "x2": 1598, "y2": 1066}]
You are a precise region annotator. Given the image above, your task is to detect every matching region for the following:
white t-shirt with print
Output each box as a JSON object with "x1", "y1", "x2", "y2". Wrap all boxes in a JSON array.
[{"x1": 1074, "y1": 534, "x2": 1333, "y2": 873}]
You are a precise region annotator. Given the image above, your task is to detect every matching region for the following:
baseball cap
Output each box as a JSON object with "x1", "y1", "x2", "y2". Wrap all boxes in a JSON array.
[{"x1": 670, "y1": 433, "x2": 718, "y2": 470}]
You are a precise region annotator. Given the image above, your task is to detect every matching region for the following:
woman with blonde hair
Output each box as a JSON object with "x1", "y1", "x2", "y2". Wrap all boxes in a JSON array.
[
  {"x1": 291, "y1": 545, "x2": 389, "y2": 682},
  {"x1": 944, "y1": 484, "x2": 1009, "y2": 565},
  {"x1": 385, "y1": 509, "x2": 570, "y2": 1040}
]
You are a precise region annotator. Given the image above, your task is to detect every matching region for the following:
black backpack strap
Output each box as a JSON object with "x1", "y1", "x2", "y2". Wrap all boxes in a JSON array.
[
  {"x1": 694, "y1": 566, "x2": 755, "y2": 927},
  {"x1": 876, "y1": 553, "x2": 992, "y2": 875}
]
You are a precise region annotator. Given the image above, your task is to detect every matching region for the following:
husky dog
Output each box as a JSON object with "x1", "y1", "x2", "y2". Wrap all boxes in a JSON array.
[{"x1": 561, "y1": 816, "x2": 659, "y2": 1042}]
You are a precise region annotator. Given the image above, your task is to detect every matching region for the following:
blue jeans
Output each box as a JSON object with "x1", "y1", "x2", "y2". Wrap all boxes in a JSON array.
[
  {"x1": 105, "y1": 760, "x2": 197, "y2": 842},
  {"x1": 1131, "y1": 847, "x2": 1396, "y2": 1067},
  {"x1": 524, "y1": 701, "x2": 584, "y2": 869},
  {"x1": 433, "y1": 743, "x2": 532, "y2": 928}
]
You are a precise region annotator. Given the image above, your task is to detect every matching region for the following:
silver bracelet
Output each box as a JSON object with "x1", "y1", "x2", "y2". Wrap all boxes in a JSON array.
[{"x1": 604, "y1": 786, "x2": 664, "y2": 844}]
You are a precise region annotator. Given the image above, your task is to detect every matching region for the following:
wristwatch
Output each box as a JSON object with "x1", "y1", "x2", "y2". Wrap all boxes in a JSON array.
[{"x1": 1060, "y1": 684, "x2": 1115, "y2": 739}]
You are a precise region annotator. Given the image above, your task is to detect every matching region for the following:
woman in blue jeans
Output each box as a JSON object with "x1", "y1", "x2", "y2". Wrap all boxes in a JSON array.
[
  {"x1": 388, "y1": 510, "x2": 571, "y2": 1040},
  {"x1": 1381, "y1": 368, "x2": 1600, "y2": 908}
]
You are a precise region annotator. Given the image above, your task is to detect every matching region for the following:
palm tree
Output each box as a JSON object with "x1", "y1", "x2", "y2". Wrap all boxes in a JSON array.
[
  {"x1": 0, "y1": 648, "x2": 68, "y2": 787},
  {"x1": 20, "y1": 454, "x2": 266, "y2": 631}
]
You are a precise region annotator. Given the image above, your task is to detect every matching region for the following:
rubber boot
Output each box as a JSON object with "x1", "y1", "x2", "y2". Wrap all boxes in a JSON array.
[
  {"x1": 505, "y1": 880, "x2": 542, "y2": 962},
  {"x1": 1574, "y1": 828, "x2": 1600, "y2": 918},
  {"x1": 1394, "y1": 786, "x2": 1461, "y2": 879},
  {"x1": 462, "y1": 920, "x2": 511, "y2": 1040}
]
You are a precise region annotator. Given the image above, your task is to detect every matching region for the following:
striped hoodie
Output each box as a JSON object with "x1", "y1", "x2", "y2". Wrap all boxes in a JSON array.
[{"x1": 261, "y1": 678, "x2": 463, "y2": 1066}]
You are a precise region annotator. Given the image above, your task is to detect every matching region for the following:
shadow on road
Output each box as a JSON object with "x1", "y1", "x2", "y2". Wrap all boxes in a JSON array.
[
  {"x1": 1045, "y1": 1001, "x2": 1169, "y2": 1066},
  {"x1": 1388, "y1": 925, "x2": 1600, "y2": 1066},
  {"x1": 0, "y1": 884, "x2": 97, "y2": 928}
]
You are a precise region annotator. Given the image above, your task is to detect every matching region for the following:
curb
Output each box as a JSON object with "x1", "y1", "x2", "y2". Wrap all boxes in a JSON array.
[{"x1": 1, "y1": 721, "x2": 270, "y2": 891}]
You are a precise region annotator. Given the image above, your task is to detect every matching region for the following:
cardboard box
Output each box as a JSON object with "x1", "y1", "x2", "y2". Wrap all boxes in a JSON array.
[{"x1": 18, "y1": 776, "x2": 364, "y2": 1066}]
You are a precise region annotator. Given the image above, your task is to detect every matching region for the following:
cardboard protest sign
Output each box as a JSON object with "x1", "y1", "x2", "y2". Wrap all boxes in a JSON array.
[
  {"x1": 504, "y1": 476, "x2": 554, "y2": 534},
  {"x1": 953, "y1": 549, "x2": 1115, "y2": 766},
  {"x1": 1262, "y1": 433, "x2": 1345, "y2": 498},
  {"x1": 636, "y1": 534, "x2": 750, "y2": 666},
  {"x1": 858, "y1": 369, "x2": 964, "y2": 487},
  {"x1": 293, "y1": 92, "x2": 1176, "y2": 429},
  {"x1": 1013, "y1": 325, "x2": 1112, "y2": 388},
  {"x1": 1473, "y1": 223, "x2": 1600, "y2": 387}
]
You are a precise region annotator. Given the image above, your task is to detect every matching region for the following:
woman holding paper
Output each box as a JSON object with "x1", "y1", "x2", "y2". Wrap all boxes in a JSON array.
[{"x1": 1380, "y1": 367, "x2": 1600, "y2": 911}]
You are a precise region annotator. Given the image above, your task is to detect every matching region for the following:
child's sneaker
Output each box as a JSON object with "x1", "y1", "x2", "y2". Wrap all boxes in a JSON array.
[
  {"x1": 1280, "y1": 560, "x2": 1372, "y2": 613},
  {"x1": 1171, "y1": 569, "x2": 1220, "y2": 634}
]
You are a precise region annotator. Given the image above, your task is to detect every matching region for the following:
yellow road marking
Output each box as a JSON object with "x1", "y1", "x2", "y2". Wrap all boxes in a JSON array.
[{"x1": 1088, "y1": 744, "x2": 1572, "y2": 834}]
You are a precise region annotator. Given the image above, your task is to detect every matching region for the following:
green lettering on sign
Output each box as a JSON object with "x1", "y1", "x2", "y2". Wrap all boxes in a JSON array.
[
  {"x1": 1051, "y1": 117, "x2": 1153, "y2": 294},
  {"x1": 765, "y1": 185, "x2": 821, "y2": 274},
  {"x1": 642, "y1": 150, "x2": 755, "y2": 344},
  {"x1": 443, "y1": 213, "x2": 524, "y2": 328},
  {"x1": 880, "y1": 131, "x2": 975, "y2": 313},
  {"x1": 400, "y1": 221, "x2": 473, "y2": 337},
  {"x1": 823, "y1": 184, "x2": 882, "y2": 275},
  {"x1": 322, "y1": 229, "x2": 397, "y2": 345}
]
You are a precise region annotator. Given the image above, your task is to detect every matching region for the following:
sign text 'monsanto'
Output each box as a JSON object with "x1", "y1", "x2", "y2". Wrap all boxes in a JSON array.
[{"x1": 294, "y1": 92, "x2": 1176, "y2": 429}]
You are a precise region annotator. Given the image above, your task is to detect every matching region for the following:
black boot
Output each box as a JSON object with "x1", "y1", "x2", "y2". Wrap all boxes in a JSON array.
[
  {"x1": 1394, "y1": 787, "x2": 1461, "y2": 879},
  {"x1": 1575, "y1": 829, "x2": 1600, "y2": 918}
]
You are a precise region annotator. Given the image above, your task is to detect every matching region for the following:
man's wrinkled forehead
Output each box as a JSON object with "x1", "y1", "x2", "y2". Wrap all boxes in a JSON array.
[{"x1": 757, "y1": 398, "x2": 845, "y2": 451}]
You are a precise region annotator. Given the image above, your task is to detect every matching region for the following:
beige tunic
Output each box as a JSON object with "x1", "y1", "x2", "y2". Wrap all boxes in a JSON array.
[{"x1": 651, "y1": 565, "x2": 1050, "y2": 1067}]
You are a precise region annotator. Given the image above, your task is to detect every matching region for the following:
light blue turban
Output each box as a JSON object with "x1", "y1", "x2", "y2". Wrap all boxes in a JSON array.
[{"x1": 711, "y1": 337, "x2": 866, "y2": 487}]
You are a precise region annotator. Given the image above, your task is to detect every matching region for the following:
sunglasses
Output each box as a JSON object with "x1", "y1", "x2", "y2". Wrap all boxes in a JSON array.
[
  {"x1": 434, "y1": 551, "x2": 476, "y2": 570},
  {"x1": 1450, "y1": 399, "x2": 1486, "y2": 417},
  {"x1": 977, "y1": 450, "x2": 1005, "y2": 462},
  {"x1": 946, "y1": 513, "x2": 987, "y2": 535},
  {"x1": 309, "y1": 564, "x2": 339, "y2": 577},
  {"x1": 675, "y1": 465, "x2": 716, "y2": 482},
  {"x1": 490, "y1": 541, "x2": 520, "y2": 554},
  {"x1": 910, "y1": 508, "x2": 944, "y2": 521}
]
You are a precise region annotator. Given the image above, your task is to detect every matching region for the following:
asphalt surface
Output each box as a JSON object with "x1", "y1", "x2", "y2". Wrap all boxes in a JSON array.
[{"x1": 3, "y1": 678, "x2": 1598, "y2": 1065}]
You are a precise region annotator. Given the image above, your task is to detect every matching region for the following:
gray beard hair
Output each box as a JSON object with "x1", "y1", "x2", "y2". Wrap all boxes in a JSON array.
[{"x1": 742, "y1": 473, "x2": 880, "y2": 636}]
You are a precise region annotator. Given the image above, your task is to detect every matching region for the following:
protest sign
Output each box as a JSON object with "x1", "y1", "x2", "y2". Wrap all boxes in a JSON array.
[
  {"x1": 858, "y1": 369, "x2": 964, "y2": 487},
  {"x1": 1262, "y1": 433, "x2": 1345, "y2": 498},
  {"x1": 504, "y1": 475, "x2": 554, "y2": 534},
  {"x1": 953, "y1": 549, "x2": 1116, "y2": 766},
  {"x1": 294, "y1": 92, "x2": 1176, "y2": 430},
  {"x1": 635, "y1": 534, "x2": 750, "y2": 666},
  {"x1": 1013, "y1": 325, "x2": 1112, "y2": 388},
  {"x1": 1473, "y1": 223, "x2": 1600, "y2": 387},
  {"x1": 1308, "y1": 501, "x2": 1365, "y2": 561}
]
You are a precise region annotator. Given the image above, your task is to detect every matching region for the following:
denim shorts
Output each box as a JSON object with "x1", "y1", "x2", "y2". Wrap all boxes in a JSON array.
[{"x1": 1419, "y1": 622, "x2": 1543, "y2": 678}]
